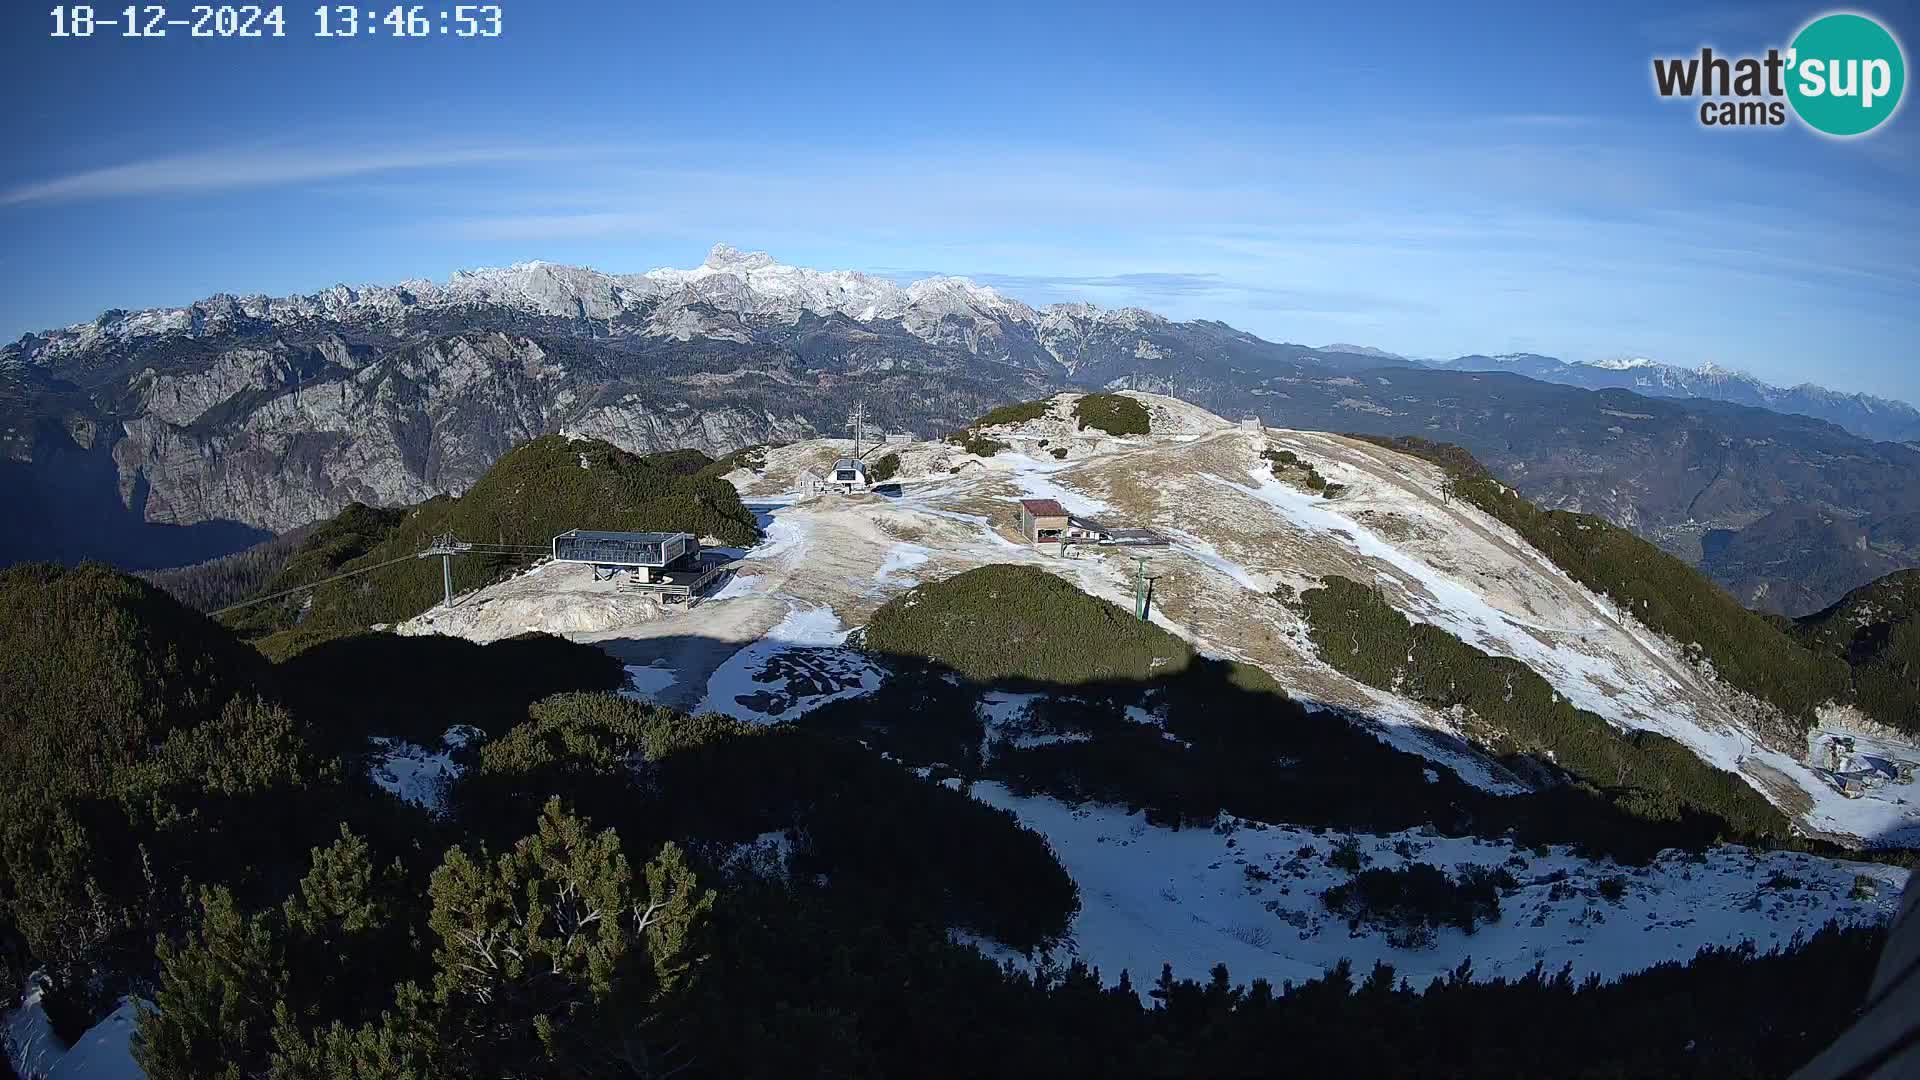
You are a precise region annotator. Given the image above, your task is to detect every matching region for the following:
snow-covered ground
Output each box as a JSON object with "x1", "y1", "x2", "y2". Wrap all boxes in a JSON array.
[
  {"x1": 693, "y1": 604, "x2": 885, "y2": 724},
  {"x1": 365, "y1": 725, "x2": 481, "y2": 814},
  {"x1": 966, "y1": 784, "x2": 1910, "y2": 995},
  {"x1": 4, "y1": 978, "x2": 142, "y2": 1080},
  {"x1": 22, "y1": 392, "x2": 1913, "y2": 1080},
  {"x1": 1000, "y1": 452, "x2": 1112, "y2": 516},
  {"x1": 871, "y1": 542, "x2": 931, "y2": 589}
]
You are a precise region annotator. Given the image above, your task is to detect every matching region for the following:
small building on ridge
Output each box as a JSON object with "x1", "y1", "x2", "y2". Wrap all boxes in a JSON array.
[{"x1": 1018, "y1": 499, "x2": 1071, "y2": 544}]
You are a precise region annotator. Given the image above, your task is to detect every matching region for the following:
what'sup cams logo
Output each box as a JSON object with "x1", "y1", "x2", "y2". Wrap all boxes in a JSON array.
[{"x1": 1653, "y1": 11, "x2": 1906, "y2": 135}]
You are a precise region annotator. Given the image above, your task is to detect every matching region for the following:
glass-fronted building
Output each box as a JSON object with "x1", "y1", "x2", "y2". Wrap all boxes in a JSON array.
[{"x1": 550, "y1": 530, "x2": 695, "y2": 569}]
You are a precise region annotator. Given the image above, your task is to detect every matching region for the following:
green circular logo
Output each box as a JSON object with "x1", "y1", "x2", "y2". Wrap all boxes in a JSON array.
[{"x1": 1787, "y1": 12, "x2": 1906, "y2": 136}]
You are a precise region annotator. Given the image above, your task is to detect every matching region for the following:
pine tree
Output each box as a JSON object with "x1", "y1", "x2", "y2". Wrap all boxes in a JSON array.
[
  {"x1": 267, "y1": 985, "x2": 441, "y2": 1080},
  {"x1": 426, "y1": 798, "x2": 712, "y2": 1077},
  {"x1": 135, "y1": 887, "x2": 288, "y2": 1080}
]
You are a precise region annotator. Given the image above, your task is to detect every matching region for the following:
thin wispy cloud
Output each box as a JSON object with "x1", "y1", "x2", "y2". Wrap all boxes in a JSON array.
[{"x1": 0, "y1": 142, "x2": 586, "y2": 206}]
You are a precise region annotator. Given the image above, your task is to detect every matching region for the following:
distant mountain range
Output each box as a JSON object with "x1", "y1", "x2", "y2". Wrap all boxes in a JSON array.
[
  {"x1": 5, "y1": 244, "x2": 1918, "y2": 615},
  {"x1": 1418, "y1": 353, "x2": 1920, "y2": 446}
]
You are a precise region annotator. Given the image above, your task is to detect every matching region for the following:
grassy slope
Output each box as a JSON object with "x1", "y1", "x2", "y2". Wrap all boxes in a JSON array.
[{"x1": 1350, "y1": 434, "x2": 1851, "y2": 727}]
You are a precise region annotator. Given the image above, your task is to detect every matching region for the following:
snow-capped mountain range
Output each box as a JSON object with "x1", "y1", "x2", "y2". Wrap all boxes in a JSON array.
[
  {"x1": 20, "y1": 245, "x2": 1909, "y2": 446},
  {"x1": 1424, "y1": 352, "x2": 1920, "y2": 445},
  {"x1": 13, "y1": 244, "x2": 1172, "y2": 375}
]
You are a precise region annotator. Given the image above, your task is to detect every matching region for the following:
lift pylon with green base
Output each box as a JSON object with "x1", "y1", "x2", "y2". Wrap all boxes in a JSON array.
[{"x1": 1133, "y1": 555, "x2": 1159, "y2": 620}]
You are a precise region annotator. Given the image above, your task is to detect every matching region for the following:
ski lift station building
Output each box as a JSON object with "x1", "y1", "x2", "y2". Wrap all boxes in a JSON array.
[
  {"x1": 550, "y1": 529, "x2": 732, "y2": 603},
  {"x1": 829, "y1": 456, "x2": 871, "y2": 493}
]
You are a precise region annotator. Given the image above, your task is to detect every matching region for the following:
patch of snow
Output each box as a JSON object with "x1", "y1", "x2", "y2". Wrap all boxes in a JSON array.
[
  {"x1": 696, "y1": 605, "x2": 884, "y2": 724},
  {"x1": 1202, "y1": 467, "x2": 1906, "y2": 832},
  {"x1": 366, "y1": 725, "x2": 480, "y2": 814},
  {"x1": 622, "y1": 663, "x2": 679, "y2": 702},
  {"x1": 873, "y1": 542, "x2": 931, "y2": 587},
  {"x1": 965, "y1": 785, "x2": 1908, "y2": 997},
  {"x1": 708, "y1": 571, "x2": 764, "y2": 600},
  {"x1": 5, "y1": 978, "x2": 143, "y2": 1080},
  {"x1": 1001, "y1": 453, "x2": 1111, "y2": 516},
  {"x1": 744, "y1": 514, "x2": 811, "y2": 563},
  {"x1": 721, "y1": 829, "x2": 795, "y2": 880},
  {"x1": 1161, "y1": 528, "x2": 1269, "y2": 593}
]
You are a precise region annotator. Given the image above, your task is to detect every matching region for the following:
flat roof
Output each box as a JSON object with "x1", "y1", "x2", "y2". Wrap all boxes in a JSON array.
[
  {"x1": 1019, "y1": 498, "x2": 1068, "y2": 517},
  {"x1": 554, "y1": 529, "x2": 693, "y2": 543}
]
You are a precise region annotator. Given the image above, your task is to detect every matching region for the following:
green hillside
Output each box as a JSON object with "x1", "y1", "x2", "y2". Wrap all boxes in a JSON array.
[
  {"x1": 226, "y1": 435, "x2": 759, "y2": 638},
  {"x1": 1790, "y1": 569, "x2": 1920, "y2": 734},
  {"x1": 0, "y1": 563, "x2": 270, "y2": 797},
  {"x1": 864, "y1": 563, "x2": 1194, "y2": 684}
]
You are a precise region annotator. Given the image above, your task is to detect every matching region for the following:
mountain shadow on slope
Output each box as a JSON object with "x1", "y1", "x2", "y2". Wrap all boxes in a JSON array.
[
  {"x1": 0, "y1": 562, "x2": 272, "y2": 796},
  {"x1": 142, "y1": 503, "x2": 405, "y2": 615},
  {"x1": 0, "y1": 564, "x2": 441, "y2": 1039},
  {"x1": 0, "y1": 427, "x2": 270, "y2": 570},
  {"x1": 831, "y1": 564, "x2": 1785, "y2": 863}
]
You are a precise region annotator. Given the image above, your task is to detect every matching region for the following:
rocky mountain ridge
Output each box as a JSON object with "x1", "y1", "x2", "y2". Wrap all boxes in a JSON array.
[{"x1": 11, "y1": 244, "x2": 1161, "y2": 373}]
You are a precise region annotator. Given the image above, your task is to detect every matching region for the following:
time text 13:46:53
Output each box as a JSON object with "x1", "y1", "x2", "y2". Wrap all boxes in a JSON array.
[{"x1": 48, "y1": 5, "x2": 503, "y2": 38}]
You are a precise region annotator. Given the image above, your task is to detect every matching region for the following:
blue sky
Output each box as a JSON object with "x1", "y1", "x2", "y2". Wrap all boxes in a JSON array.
[{"x1": 2, "y1": 0, "x2": 1916, "y2": 400}]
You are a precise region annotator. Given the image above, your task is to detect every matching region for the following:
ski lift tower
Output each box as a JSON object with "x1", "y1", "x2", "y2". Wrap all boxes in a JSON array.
[
  {"x1": 849, "y1": 400, "x2": 869, "y2": 460},
  {"x1": 1133, "y1": 554, "x2": 1160, "y2": 621},
  {"x1": 417, "y1": 534, "x2": 474, "y2": 609}
]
